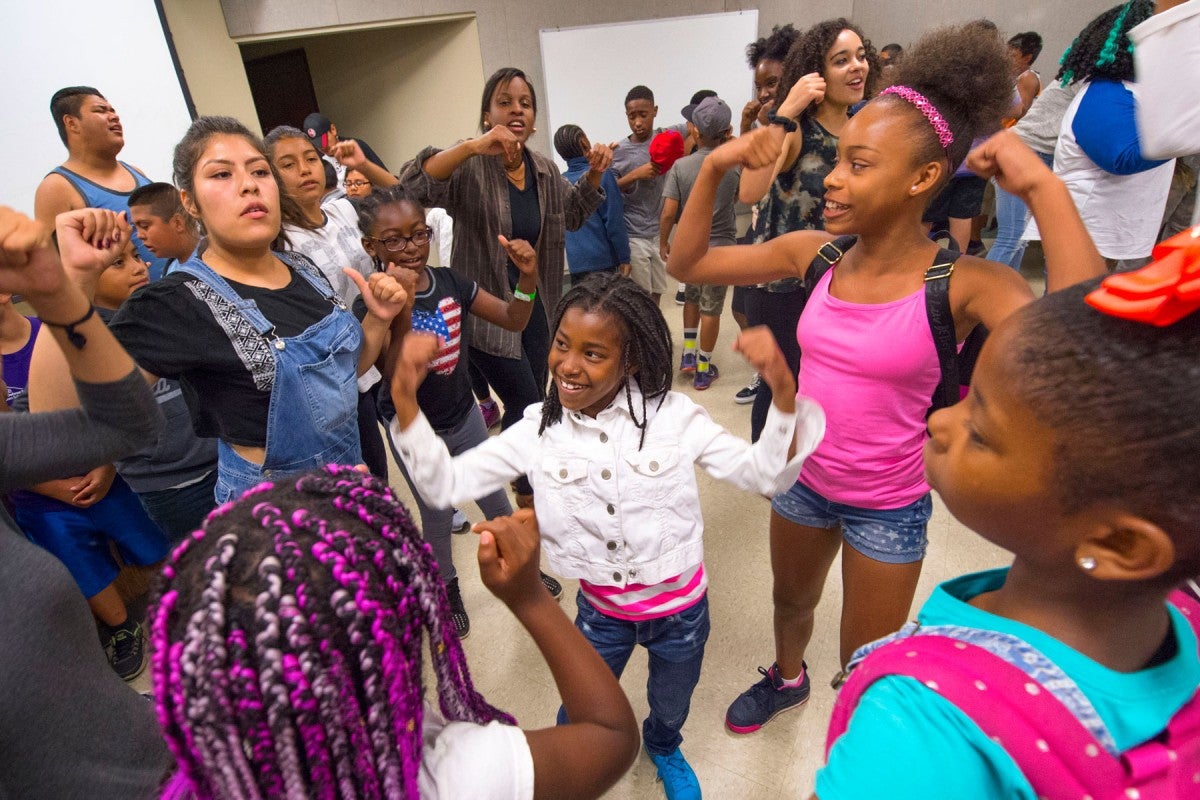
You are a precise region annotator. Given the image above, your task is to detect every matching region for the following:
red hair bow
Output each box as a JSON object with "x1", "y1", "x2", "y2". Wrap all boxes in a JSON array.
[{"x1": 1086, "y1": 226, "x2": 1200, "y2": 326}]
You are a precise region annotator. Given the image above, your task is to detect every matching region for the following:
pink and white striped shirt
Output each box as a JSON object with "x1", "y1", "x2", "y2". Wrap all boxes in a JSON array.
[{"x1": 581, "y1": 564, "x2": 708, "y2": 621}]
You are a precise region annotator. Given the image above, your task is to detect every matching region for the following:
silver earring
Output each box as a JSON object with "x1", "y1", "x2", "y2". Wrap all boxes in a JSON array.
[{"x1": 1078, "y1": 556, "x2": 1097, "y2": 571}]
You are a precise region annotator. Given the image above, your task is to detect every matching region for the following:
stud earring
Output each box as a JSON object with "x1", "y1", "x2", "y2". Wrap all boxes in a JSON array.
[{"x1": 1078, "y1": 556, "x2": 1097, "y2": 571}]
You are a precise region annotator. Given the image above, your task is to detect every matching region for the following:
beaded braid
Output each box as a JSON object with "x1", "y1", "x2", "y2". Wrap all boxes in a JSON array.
[
  {"x1": 152, "y1": 465, "x2": 513, "y2": 799},
  {"x1": 538, "y1": 272, "x2": 673, "y2": 449}
]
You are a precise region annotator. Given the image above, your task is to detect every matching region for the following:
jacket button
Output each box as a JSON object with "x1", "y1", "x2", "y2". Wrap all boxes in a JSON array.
[
  {"x1": 606, "y1": 541, "x2": 617, "y2": 550},
  {"x1": 559, "y1": 468, "x2": 568, "y2": 478},
  {"x1": 649, "y1": 460, "x2": 659, "y2": 471},
  {"x1": 606, "y1": 504, "x2": 615, "y2": 515},
  {"x1": 600, "y1": 432, "x2": 608, "y2": 443},
  {"x1": 613, "y1": 571, "x2": 622, "y2": 582},
  {"x1": 601, "y1": 468, "x2": 611, "y2": 480}
]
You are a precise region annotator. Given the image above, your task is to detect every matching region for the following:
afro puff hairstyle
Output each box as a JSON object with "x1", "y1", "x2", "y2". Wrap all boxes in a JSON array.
[{"x1": 878, "y1": 22, "x2": 1014, "y2": 176}]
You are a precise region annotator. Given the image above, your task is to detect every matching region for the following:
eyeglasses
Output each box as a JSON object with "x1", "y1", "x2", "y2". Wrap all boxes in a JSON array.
[
  {"x1": 344, "y1": 180, "x2": 371, "y2": 189},
  {"x1": 366, "y1": 229, "x2": 432, "y2": 251}
]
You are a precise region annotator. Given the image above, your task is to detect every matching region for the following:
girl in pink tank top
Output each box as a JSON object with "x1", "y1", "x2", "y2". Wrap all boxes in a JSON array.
[{"x1": 669, "y1": 23, "x2": 1106, "y2": 732}]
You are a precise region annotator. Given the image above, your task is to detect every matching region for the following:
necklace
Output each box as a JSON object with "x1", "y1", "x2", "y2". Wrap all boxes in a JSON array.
[{"x1": 504, "y1": 158, "x2": 526, "y2": 187}]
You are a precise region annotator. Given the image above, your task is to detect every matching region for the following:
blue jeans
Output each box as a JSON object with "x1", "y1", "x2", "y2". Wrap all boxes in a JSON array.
[
  {"x1": 986, "y1": 150, "x2": 1056, "y2": 270},
  {"x1": 136, "y1": 471, "x2": 218, "y2": 544},
  {"x1": 557, "y1": 591, "x2": 710, "y2": 756}
]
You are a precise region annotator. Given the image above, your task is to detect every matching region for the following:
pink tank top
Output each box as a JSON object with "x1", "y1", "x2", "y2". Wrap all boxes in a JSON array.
[{"x1": 797, "y1": 269, "x2": 941, "y2": 509}]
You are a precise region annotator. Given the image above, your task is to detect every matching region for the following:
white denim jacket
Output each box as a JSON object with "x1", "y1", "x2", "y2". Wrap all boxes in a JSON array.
[{"x1": 391, "y1": 384, "x2": 825, "y2": 588}]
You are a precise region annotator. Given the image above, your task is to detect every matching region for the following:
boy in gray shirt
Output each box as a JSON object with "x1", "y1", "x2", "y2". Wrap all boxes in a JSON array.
[
  {"x1": 660, "y1": 96, "x2": 740, "y2": 391},
  {"x1": 611, "y1": 85, "x2": 689, "y2": 304}
]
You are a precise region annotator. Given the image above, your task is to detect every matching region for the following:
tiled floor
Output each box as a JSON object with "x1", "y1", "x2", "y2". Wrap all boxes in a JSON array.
[{"x1": 379, "y1": 257, "x2": 1038, "y2": 799}]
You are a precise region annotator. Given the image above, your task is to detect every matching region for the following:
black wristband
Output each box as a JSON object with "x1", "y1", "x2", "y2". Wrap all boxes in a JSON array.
[
  {"x1": 40, "y1": 304, "x2": 96, "y2": 350},
  {"x1": 768, "y1": 112, "x2": 799, "y2": 133}
]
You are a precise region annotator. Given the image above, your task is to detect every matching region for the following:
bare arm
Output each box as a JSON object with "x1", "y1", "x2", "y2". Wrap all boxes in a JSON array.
[
  {"x1": 469, "y1": 237, "x2": 538, "y2": 332},
  {"x1": 475, "y1": 510, "x2": 638, "y2": 800},
  {"x1": 32, "y1": 174, "x2": 81, "y2": 231},
  {"x1": 344, "y1": 270, "x2": 409, "y2": 376},
  {"x1": 0, "y1": 208, "x2": 162, "y2": 491},
  {"x1": 658, "y1": 197, "x2": 678, "y2": 263},
  {"x1": 616, "y1": 161, "x2": 657, "y2": 189},
  {"x1": 741, "y1": 74, "x2": 827, "y2": 204},
  {"x1": 668, "y1": 131, "x2": 830, "y2": 286},
  {"x1": 1014, "y1": 72, "x2": 1040, "y2": 119},
  {"x1": 329, "y1": 140, "x2": 398, "y2": 188},
  {"x1": 966, "y1": 131, "x2": 1105, "y2": 293}
]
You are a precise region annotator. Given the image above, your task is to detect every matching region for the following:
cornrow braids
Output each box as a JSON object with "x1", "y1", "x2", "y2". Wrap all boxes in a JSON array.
[
  {"x1": 1056, "y1": 0, "x2": 1153, "y2": 86},
  {"x1": 152, "y1": 465, "x2": 514, "y2": 799},
  {"x1": 539, "y1": 273, "x2": 673, "y2": 449}
]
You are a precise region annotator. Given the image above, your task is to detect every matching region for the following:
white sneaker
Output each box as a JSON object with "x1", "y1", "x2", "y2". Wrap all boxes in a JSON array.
[{"x1": 451, "y1": 509, "x2": 470, "y2": 533}]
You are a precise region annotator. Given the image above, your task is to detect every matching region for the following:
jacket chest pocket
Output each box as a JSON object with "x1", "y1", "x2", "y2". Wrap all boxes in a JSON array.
[
  {"x1": 541, "y1": 455, "x2": 589, "y2": 490},
  {"x1": 624, "y1": 448, "x2": 682, "y2": 505}
]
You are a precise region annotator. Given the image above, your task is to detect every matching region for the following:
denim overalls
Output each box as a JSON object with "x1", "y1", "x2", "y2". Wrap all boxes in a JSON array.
[{"x1": 175, "y1": 252, "x2": 363, "y2": 503}]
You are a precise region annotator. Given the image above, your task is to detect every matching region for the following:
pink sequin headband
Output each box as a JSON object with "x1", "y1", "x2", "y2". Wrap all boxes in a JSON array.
[{"x1": 880, "y1": 85, "x2": 954, "y2": 151}]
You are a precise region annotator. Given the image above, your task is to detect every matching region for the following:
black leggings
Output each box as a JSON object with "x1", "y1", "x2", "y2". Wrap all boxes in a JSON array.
[
  {"x1": 357, "y1": 386, "x2": 390, "y2": 480},
  {"x1": 467, "y1": 294, "x2": 550, "y2": 495},
  {"x1": 744, "y1": 287, "x2": 804, "y2": 442}
]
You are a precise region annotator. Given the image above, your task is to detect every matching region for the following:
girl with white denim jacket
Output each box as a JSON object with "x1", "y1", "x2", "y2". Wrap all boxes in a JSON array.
[{"x1": 388, "y1": 273, "x2": 824, "y2": 797}]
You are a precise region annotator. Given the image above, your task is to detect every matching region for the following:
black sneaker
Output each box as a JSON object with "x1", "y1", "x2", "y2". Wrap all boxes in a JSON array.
[
  {"x1": 674, "y1": 287, "x2": 686, "y2": 305},
  {"x1": 108, "y1": 621, "x2": 147, "y2": 682},
  {"x1": 539, "y1": 571, "x2": 563, "y2": 600},
  {"x1": 725, "y1": 662, "x2": 810, "y2": 734},
  {"x1": 735, "y1": 374, "x2": 762, "y2": 405},
  {"x1": 445, "y1": 577, "x2": 470, "y2": 639}
]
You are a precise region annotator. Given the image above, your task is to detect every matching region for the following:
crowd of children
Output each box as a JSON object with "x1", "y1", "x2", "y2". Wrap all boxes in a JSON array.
[{"x1": 1, "y1": 2, "x2": 1198, "y2": 799}]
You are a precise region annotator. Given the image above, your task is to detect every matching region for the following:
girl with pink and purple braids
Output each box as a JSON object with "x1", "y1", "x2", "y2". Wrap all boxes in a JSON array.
[
  {"x1": 152, "y1": 464, "x2": 638, "y2": 799},
  {"x1": 669, "y1": 23, "x2": 1109, "y2": 733}
]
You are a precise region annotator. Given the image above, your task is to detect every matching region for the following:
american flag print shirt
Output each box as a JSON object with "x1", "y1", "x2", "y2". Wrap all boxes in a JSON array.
[{"x1": 412, "y1": 297, "x2": 463, "y2": 376}]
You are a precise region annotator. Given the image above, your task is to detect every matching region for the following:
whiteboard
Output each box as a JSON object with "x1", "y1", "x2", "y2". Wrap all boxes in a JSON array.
[
  {"x1": 539, "y1": 11, "x2": 759, "y2": 171},
  {"x1": 0, "y1": 0, "x2": 194, "y2": 215}
]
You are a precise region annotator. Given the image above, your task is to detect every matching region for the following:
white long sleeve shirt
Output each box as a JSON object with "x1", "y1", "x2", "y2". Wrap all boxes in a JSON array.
[{"x1": 391, "y1": 384, "x2": 824, "y2": 588}]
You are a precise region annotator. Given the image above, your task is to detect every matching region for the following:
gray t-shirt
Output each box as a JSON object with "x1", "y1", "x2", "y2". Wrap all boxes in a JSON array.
[
  {"x1": 1013, "y1": 81, "x2": 1081, "y2": 156},
  {"x1": 610, "y1": 124, "x2": 689, "y2": 239},
  {"x1": 663, "y1": 147, "x2": 742, "y2": 246}
]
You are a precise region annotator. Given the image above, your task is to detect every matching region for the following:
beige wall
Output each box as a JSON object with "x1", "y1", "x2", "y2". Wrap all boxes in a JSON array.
[
  {"x1": 219, "y1": 1, "x2": 852, "y2": 158},
  {"x1": 242, "y1": 19, "x2": 484, "y2": 170},
  {"x1": 209, "y1": 1, "x2": 1126, "y2": 158},
  {"x1": 160, "y1": 0, "x2": 260, "y2": 133},
  {"x1": 851, "y1": 0, "x2": 1120, "y2": 82}
]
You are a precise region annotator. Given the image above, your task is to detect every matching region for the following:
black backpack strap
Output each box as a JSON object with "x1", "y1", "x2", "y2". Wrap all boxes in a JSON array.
[
  {"x1": 923, "y1": 247, "x2": 964, "y2": 414},
  {"x1": 803, "y1": 235, "x2": 858, "y2": 294}
]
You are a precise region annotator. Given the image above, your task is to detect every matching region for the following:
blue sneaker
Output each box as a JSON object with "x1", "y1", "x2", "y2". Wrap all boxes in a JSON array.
[
  {"x1": 648, "y1": 748, "x2": 701, "y2": 800},
  {"x1": 725, "y1": 662, "x2": 810, "y2": 734},
  {"x1": 692, "y1": 362, "x2": 719, "y2": 391},
  {"x1": 680, "y1": 351, "x2": 697, "y2": 373}
]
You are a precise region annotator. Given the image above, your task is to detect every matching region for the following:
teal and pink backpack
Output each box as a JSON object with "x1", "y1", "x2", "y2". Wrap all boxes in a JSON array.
[{"x1": 826, "y1": 589, "x2": 1200, "y2": 799}]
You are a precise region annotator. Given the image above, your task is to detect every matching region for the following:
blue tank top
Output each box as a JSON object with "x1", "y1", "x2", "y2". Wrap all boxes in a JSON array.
[{"x1": 49, "y1": 162, "x2": 170, "y2": 281}]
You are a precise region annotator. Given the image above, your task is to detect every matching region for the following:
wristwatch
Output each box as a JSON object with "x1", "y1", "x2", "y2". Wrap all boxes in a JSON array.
[{"x1": 767, "y1": 112, "x2": 799, "y2": 133}]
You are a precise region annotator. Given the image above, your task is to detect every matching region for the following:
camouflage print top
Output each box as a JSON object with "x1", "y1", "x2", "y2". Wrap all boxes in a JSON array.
[{"x1": 751, "y1": 115, "x2": 839, "y2": 292}]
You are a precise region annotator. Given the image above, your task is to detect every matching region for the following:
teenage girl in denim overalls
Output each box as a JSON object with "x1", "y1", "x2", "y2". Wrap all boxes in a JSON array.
[{"x1": 109, "y1": 117, "x2": 407, "y2": 504}]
